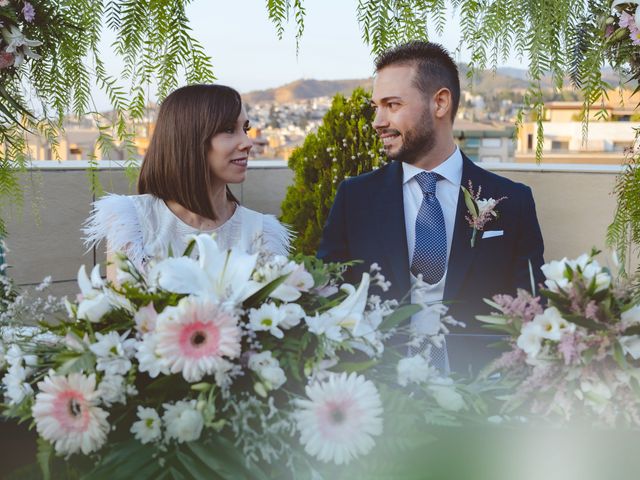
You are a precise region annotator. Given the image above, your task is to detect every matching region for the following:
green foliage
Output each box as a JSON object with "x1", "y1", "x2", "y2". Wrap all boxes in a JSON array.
[
  {"x1": 607, "y1": 129, "x2": 640, "y2": 275},
  {"x1": 0, "y1": 0, "x2": 214, "y2": 236},
  {"x1": 280, "y1": 88, "x2": 385, "y2": 254}
]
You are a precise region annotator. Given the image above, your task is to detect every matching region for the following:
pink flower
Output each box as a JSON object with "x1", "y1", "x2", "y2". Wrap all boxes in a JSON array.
[
  {"x1": 155, "y1": 297, "x2": 242, "y2": 382},
  {"x1": 32, "y1": 373, "x2": 109, "y2": 456},
  {"x1": 619, "y1": 11, "x2": 635, "y2": 30},
  {"x1": 630, "y1": 28, "x2": 640, "y2": 46},
  {"x1": 22, "y1": 2, "x2": 35, "y2": 22},
  {"x1": 0, "y1": 50, "x2": 14, "y2": 70},
  {"x1": 294, "y1": 372, "x2": 383, "y2": 465}
]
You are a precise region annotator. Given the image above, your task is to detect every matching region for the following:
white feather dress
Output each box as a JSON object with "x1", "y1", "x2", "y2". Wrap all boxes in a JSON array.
[{"x1": 83, "y1": 194, "x2": 293, "y2": 270}]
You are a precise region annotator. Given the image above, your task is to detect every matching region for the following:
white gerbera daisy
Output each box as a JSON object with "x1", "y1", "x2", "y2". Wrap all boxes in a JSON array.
[
  {"x1": 155, "y1": 297, "x2": 242, "y2": 382},
  {"x1": 397, "y1": 355, "x2": 434, "y2": 387},
  {"x1": 130, "y1": 406, "x2": 162, "y2": 444},
  {"x1": 89, "y1": 331, "x2": 136, "y2": 376},
  {"x1": 163, "y1": 400, "x2": 203, "y2": 443},
  {"x1": 293, "y1": 372, "x2": 383, "y2": 465},
  {"x1": 97, "y1": 374, "x2": 128, "y2": 406},
  {"x1": 135, "y1": 334, "x2": 170, "y2": 378},
  {"x1": 32, "y1": 372, "x2": 109, "y2": 456},
  {"x1": 248, "y1": 302, "x2": 287, "y2": 339}
]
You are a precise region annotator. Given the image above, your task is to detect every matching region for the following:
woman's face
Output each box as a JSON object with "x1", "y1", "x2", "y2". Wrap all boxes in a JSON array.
[{"x1": 207, "y1": 107, "x2": 253, "y2": 186}]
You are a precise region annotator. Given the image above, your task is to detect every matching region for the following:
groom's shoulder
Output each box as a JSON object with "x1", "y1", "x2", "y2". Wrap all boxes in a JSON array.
[
  {"x1": 341, "y1": 161, "x2": 397, "y2": 190},
  {"x1": 470, "y1": 161, "x2": 533, "y2": 197}
]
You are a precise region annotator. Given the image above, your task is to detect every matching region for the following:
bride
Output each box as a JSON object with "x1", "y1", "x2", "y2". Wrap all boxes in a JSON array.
[{"x1": 84, "y1": 84, "x2": 292, "y2": 278}]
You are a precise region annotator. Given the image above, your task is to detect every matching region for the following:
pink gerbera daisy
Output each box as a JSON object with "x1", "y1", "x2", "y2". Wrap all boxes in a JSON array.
[
  {"x1": 155, "y1": 297, "x2": 242, "y2": 382},
  {"x1": 32, "y1": 373, "x2": 109, "y2": 456},
  {"x1": 294, "y1": 372, "x2": 383, "y2": 465}
]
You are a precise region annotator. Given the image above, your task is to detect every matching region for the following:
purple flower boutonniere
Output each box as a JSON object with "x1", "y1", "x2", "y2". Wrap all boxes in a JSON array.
[{"x1": 461, "y1": 181, "x2": 507, "y2": 248}]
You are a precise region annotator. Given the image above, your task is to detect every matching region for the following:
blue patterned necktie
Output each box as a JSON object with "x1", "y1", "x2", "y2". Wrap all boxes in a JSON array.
[{"x1": 410, "y1": 171, "x2": 447, "y2": 284}]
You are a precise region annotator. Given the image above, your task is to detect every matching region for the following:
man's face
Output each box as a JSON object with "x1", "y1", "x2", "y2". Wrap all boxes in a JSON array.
[{"x1": 371, "y1": 64, "x2": 435, "y2": 164}]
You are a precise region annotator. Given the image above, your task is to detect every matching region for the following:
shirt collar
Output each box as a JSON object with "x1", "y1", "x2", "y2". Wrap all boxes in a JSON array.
[{"x1": 402, "y1": 146, "x2": 463, "y2": 187}]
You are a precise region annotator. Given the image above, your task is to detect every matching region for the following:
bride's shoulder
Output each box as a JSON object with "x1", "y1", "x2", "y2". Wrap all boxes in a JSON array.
[
  {"x1": 82, "y1": 194, "x2": 157, "y2": 267},
  {"x1": 237, "y1": 206, "x2": 294, "y2": 257}
]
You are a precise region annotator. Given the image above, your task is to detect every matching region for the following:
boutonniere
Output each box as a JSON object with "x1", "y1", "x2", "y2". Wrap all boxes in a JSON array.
[{"x1": 461, "y1": 181, "x2": 507, "y2": 248}]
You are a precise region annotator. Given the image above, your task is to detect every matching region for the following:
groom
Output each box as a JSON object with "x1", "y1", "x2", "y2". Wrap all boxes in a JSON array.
[{"x1": 318, "y1": 41, "x2": 545, "y2": 373}]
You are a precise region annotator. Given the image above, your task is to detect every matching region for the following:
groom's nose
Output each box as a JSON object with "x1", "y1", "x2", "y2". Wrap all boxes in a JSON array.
[{"x1": 372, "y1": 108, "x2": 388, "y2": 131}]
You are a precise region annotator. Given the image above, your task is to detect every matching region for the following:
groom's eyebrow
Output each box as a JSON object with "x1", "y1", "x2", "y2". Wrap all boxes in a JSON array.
[{"x1": 372, "y1": 96, "x2": 402, "y2": 105}]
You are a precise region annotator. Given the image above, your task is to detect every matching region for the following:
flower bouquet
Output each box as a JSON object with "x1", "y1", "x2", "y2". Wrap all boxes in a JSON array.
[
  {"x1": 0, "y1": 234, "x2": 474, "y2": 479},
  {"x1": 477, "y1": 251, "x2": 640, "y2": 426},
  {"x1": 604, "y1": 1, "x2": 640, "y2": 80}
]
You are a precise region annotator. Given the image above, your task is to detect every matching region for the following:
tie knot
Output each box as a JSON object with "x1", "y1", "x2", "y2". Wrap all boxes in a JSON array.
[{"x1": 414, "y1": 171, "x2": 439, "y2": 195}]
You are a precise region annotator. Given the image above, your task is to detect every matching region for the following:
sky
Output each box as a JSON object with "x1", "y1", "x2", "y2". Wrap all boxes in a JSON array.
[{"x1": 93, "y1": 0, "x2": 528, "y2": 110}]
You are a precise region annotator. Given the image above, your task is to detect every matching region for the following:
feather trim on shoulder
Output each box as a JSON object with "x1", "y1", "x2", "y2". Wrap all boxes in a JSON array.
[
  {"x1": 262, "y1": 215, "x2": 295, "y2": 257},
  {"x1": 82, "y1": 194, "x2": 146, "y2": 268}
]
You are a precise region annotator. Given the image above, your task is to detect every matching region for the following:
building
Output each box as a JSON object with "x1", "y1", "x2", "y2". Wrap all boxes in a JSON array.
[
  {"x1": 515, "y1": 89, "x2": 639, "y2": 163},
  {"x1": 453, "y1": 120, "x2": 516, "y2": 162}
]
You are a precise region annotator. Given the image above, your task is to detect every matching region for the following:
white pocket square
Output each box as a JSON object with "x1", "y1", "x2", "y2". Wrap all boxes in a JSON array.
[{"x1": 482, "y1": 230, "x2": 504, "y2": 239}]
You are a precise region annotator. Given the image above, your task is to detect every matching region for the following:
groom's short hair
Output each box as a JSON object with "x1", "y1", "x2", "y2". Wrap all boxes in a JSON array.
[{"x1": 375, "y1": 41, "x2": 460, "y2": 121}]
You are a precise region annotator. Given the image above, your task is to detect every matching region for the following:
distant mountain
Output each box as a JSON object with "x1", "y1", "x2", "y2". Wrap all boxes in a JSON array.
[
  {"x1": 242, "y1": 78, "x2": 373, "y2": 104},
  {"x1": 241, "y1": 66, "x2": 632, "y2": 104}
]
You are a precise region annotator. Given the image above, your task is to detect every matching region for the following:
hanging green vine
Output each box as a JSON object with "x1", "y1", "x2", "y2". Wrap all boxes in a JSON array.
[
  {"x1": 0, "y1": 0, "x2": 214, "y2": 236},
  {"x1": 266, "y1": 0, "x2": 640, "y2": 270}
]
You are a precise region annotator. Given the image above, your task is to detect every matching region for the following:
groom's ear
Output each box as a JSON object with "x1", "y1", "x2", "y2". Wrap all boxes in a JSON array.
[{"x1": 432, "y1": 88, "x2": 452, "y2": 121}]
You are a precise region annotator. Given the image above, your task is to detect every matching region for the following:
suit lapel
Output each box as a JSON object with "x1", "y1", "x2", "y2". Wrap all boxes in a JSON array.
[
  {"x1": 444, "y1": 155, "x2": 484, "y2": 302},
  {"x1": 373, "y1": 161, "x2": 410, "y2": 295}
]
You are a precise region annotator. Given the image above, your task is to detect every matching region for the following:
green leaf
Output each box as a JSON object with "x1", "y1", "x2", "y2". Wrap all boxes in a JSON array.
[
  {"x1": 337, "y1": 358, "x2": 378, "y2": 373},
  {"x1": 175, "y1": 450, "x2": 224, "y2": 480},
  {"x1": 182, "y1": 238, "x2": 197, "y2": 258},
  {"x1": 380, "y1": 304, "x2": 422, "y2": 331},
  {"x1": 242, "y1": 274, "x2": 290, "y2": 309},
  {"x1": 613, "y1": 339, "x2": 628, "y2": 369},
  {"x1": 621, "y1": 326, "x2": 640, "y2": 336},
  {"x1": 461, "y1": 186, "x2": 478, "y2": 217},
  {"x1": 187, "y1": 438, "x2": 269, "y2": 480},
  {"x1": 36, "y1": 438, "x2": 52, "y2": 480},
  {"x1": 565, "y1": 314, "x2": 607, "y2": 331},
  {"x1": 56, "y1": 350, "x2": 96, "y2": 375},
  {"x1": 475, "y1": 314, "x2": 508, "y2": 325}
]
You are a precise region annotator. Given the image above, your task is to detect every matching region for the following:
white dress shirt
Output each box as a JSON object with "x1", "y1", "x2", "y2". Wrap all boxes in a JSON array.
[{"x1": 402, "y1": 147, "x2": 463, "y2": 335}]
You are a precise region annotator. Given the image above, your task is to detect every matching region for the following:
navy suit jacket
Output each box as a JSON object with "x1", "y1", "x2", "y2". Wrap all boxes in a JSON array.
[{"x1": 317, "y1": 155, "x2": 545, "y2": 334}]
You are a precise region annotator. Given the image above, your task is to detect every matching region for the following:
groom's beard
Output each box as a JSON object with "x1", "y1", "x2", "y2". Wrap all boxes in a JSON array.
[{"x1": 386, "y1": 107, "x2": 436, "y2": 165}]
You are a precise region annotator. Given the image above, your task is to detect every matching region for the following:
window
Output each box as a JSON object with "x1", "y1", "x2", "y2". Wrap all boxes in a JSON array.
[
  {"x1": 551, "y1": 140, "x2": 569, "y2": 151},
  {"x1": 481, "y1": 138, "x2": 501, "y2": 148},
  {"x1": 480, "y1": 156, "x2": 502, "y2": 162},
  {"x1": 464, "y1": 138, "x2": 481, "y2": 148}
]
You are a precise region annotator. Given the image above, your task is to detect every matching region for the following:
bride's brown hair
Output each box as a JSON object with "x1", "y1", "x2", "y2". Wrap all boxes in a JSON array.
[{"x1": 138, "y1": 84, "x2": 241, "y2": 220}]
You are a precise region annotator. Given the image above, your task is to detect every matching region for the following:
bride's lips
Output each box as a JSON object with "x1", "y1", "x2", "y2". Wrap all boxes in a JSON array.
[{"x1": 230, "y1": 157, "x2": 248, "y2": 167}]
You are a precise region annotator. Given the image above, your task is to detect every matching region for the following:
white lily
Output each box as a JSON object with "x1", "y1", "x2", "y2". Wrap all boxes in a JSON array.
[
  {"x1": 323, "y1": 273, "x2": 370, "y2": 331},
  {"x1": 148, "y1": 234, "x2": 258, "y2": 306},
  {"x1": 76, "y1": 265, "x2": 113, "y2": 323},
  {"x1": 1, "y1": 25, "x2": 41, "y2": 67},
  {"x1": 612, "y1": 0, "x2": 640, "y2": 26}
]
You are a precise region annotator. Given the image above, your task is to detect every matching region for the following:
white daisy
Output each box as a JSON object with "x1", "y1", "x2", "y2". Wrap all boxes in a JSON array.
[
  {"x1": 163, "y1": 400, "x2": 203, "y2": 443},
  {"x1": 155, "y1": 297, "x2": 242, "y2": 382},
  {"x1": 32, "y1": 372, "x2": 109, "y2": 456},
  {"x1": 248, "y1": 303, "x2": 287, "y2": 339},
  {"x1": 248, "y1": 351, "x2": 286, "y2": 391},
  {"x1": 280, "y1": 303, "x2": 306, "y2": 329},
  {"x1": 2, "y1": 363, "x2": 33, "y2": 404},
  {"x1": 135, "y1": 334, "x2": 170, "y2": 378},
  {"x1": 397, "y1": 355, "x2": 434, "y2": 387},
  {"x1": 97, "y1": 374, "x2": 128, "y2": 406},
  {"x1": 134, "y1": 302, "x2": 158, "y2": 334},
  {"x1": 89, "y1": 331, "x2": 136, "y2": 376},
  {"x1": 130, "y1": 406, "x2": 162, "y2": 444},
  {"x1": 294, "y1": 372, "x2": 383, "y2": 465}
]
